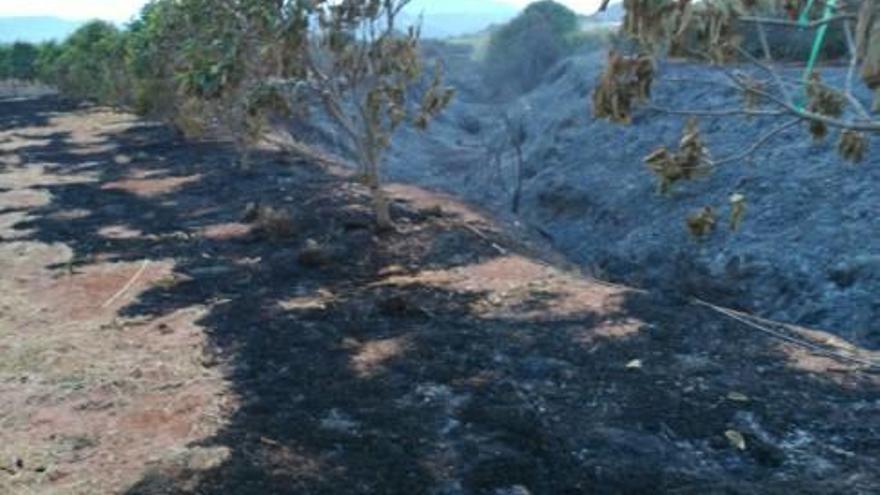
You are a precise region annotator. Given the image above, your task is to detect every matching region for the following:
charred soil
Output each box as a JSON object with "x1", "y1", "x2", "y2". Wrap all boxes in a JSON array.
[{"x1": 0, "y1": 96, "x2": 878, "y2": 494}]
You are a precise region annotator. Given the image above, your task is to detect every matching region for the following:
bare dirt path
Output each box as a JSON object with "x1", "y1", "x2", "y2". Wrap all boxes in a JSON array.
[
  {"x1": 0, "y1": 98, "x2": 229, "y2": 494},
  {"x1": 1, "y1": 96, "x2": 878, "y2": 494}
]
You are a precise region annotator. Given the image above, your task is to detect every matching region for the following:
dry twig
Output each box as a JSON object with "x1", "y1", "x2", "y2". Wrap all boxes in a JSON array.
[{"x1": 101, "y1": 260, "x2": 151, "y2": 309}]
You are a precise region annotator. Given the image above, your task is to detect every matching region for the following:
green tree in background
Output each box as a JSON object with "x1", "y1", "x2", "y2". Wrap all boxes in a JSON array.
[
  {"x1": 49, "y1": 21, "x2": 130, "y2": 104},
  {"x1": 21, "y1": 0, "x2": 453, "y2": 229},
  {"x1": 9, "y1": 42, "x2": 40, "y2": 81},
  {"x1": 0, "y1": 41, "x2": 57, "y2": 83},
  {"x1": 34, "y1": 41, "x2": 63, "y2": 82},
  {"x1": 484, "y1": 0, "x2": 580, "y2": 95},
  {"x1": 0, "y1": 45, "x2": 10, "y2": 80},
  {"x1": 125, "y1": 0, "x2": 198, "y2": 119}
]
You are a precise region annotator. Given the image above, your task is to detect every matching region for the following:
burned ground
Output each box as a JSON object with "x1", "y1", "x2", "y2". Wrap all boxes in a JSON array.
[
  {"x1": 378, "y1": 52, "x2": 880, "y2": 345},
  {"x1": 1, "y1": 96, "x2": 879, "y2": 494}
]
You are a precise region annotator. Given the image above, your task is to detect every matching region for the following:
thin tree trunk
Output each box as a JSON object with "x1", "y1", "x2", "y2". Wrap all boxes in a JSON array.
[
  {"x1": 238, "y1": 144, "x2": 253, "y2": 173},
  {"x1": 511, "y1": 142, "x2": 523, "y2": 214},
  {"x1": 369, "y1": 178, "x2": 393, "y2": 231},
  {"x1": 362, "y1": 149, "x2": 393, "y2": 231}
]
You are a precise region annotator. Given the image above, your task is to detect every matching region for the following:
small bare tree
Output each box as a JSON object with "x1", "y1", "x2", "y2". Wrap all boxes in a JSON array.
[
  {"x1": 246, "y1": 0, "x2": 454, "y2": 230},
  {"x1": 170, "y1": 1, "x2": 453, "y2": 229},
  {"x1": 502, "y1": 111, "x2": 528, "y2": 214}
]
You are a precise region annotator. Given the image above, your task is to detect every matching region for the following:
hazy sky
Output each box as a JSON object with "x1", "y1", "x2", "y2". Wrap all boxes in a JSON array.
[{"x1": 0, "y1": 0, "x2": 605, "y2": 22}]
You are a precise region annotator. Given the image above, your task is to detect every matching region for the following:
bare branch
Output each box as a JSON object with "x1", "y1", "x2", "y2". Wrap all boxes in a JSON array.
[
  {"x1": 713, "y1": 119, "x2": 800, "y2": 166},
  {"x1": 666, "y1": 45, "x2": 876, "y2": 131},
  {"x1": 723, "y1": 71, "x2": 880, "y2": 131},
  {"x1": 841, "y1": 19, "x2": 873, "y2": 120},
  {"x1": 844, "y1": 19, "x2": 858, "y2": 95},
  {"x1": 263, "y1": 133, "x2": 347, "y2": 169},
  {"x1": 659, "y1": 76, "x2": 743, "y2": 91},
  {"x1": 731, "y1": 45, "x2": 794, "y2": 105},
  {"x1": 300, "y1": 52, "x2": 361, "y2": 145},
  {"x1": 646, "y1": 104, "x2": 786, "y2": 117},
  {"x1": 756, "y1": 21, "x2": 772, "y2": 63}
]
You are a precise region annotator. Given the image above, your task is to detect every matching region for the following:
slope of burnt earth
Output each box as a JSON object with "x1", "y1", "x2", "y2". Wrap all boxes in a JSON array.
[{"x1": 1, "y1": 96, "x2": 878, "y2": 495}]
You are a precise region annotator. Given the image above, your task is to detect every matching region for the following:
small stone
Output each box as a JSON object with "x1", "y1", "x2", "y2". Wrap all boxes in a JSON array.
[
  {"x1": 319, "y1": 409, "x2": 359, "y2": 434},
  {"x1": 377, "y1": 295, "x2": 412, "y2": 316},
  {"x1": 241, "y1": 201, "x2": 260, "y2": 222},
  {"x1": 494, "y1": 486, "x2": 531, "y2": 495},
  {"x1": 255, "y1": 206, "x2": 296, "y2": 239},
  {"x1": 517, "y1": 357, "x2": 573, "y2": 380},
  {"x1": 113, "y1": 154, "x2": 132, "y2": 165},
  {"x1": 423, "y1": 205, "x2": 444, "y2": 218},
  {"x1": 180, "y1": 446, "x2": 230, "y2": 471},
  {"x1": 625, "y1": 359, "x2": 643, "y2": 369},
  {"x1": 378, "y1": 264, "x2": 407, "y2": 277},
  {"x1": 298, "y1": 239, "x2": 332, "y2": 267},
  {"x1": 200, "y1": 347, "x2": 222, "y2": 368}
]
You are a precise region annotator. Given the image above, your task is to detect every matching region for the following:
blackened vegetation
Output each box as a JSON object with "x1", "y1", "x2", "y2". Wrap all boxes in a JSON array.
[{"x1": 4, "y1": 97, "x2": 879, "y2": 494}]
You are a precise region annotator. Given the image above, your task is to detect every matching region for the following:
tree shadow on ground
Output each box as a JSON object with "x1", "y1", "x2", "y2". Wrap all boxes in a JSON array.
[
  {"x1": 0, "y1": 95, "x2": 73, "y2": 132},
  {"x1": 3, "y1": 96, "x2": 879, "y2": 495}
]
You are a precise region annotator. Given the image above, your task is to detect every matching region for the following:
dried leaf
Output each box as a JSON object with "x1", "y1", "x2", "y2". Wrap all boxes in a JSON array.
[
  {"x1": 838, "y1": 130, "x2": 867, "y2": 163},
  {"x1": 687, "y1": 206, "x2": 716, "y2": 238},
  {"x1": 729, "y1": 193, "x2": 746, "y2": 231},
  {"x1": 725, "y1": 429, "x2": 747, "y2": 450},
  {"x1": 592, "y1": 52, "x2": 655, "y2": 124},
  {"x1": 645, "y1": 119, "x2": 712, "y2": 194},
  {"x1": 726, "y1": 391, "x2": 750, "y2": 402},
  {"x1": 806, "y1": 72, "x2": 845, "y2": 120},
  {"x1": 626, "y1": 359, "x2": 643, "y2": 369}
]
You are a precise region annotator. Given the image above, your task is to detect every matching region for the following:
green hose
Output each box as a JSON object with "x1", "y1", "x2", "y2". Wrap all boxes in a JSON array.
[
  {"x1": 798, "y1": 0, "x2": 817, "y2": 25},
  {"x1": 799, "y1": 0, "x2": 839, "y2": 108}
]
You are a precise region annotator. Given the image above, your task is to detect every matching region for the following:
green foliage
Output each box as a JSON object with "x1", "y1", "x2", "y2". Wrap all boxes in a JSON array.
[
  {"x1": 34, "y1": 41, "x2": 62, "y2": 82},
  {"x1": 0, "y1": 45, "x2": 10, "y2": 79},
  {"x1": 483, "y1": 0, "x2": 581, "y2": 95},
  {"x1": 26, "y1": 0, "x2": 450, "y2": 228},
  {"x1": 567, "y1": 26, "x2": 614, "y2": 54},
  {"x1": 9, "y1": 42, "x2": 40, "y2": 80},
  {"x1": 0, "y1": 41, "x2": 61, "y2": 82},
  {"x1": 520, "y1": 1, "x2": 579, "y2": 34},
  {"x1": 125, "y1": 0, "x2": 187, "y2": 116},
  {"x1": 295, "y1": 0, "x2": 454, "y2": 227},
  {"x1": 0, "y1": 42, "x2": 44, "y2": 81},
  {"x1": 46, "y1": 21, "x2": 130, "y2": 104}
]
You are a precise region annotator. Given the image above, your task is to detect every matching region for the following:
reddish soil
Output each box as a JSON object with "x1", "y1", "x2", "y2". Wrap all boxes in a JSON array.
[{"x1": 0, "y1": 96, "x2": 878, "y2": 495}]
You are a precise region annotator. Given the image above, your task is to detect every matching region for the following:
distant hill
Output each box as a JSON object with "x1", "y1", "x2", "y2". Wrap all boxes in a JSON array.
[
  {"x1": 0, "y1": 17, "x2": 84, "y2": 44},
  {"x1": 0, "y1": 3, "x2": 622, "y2": 44},
  {"x1": 406, "y1": 0, "x2": 624, "y2": 39},
  {"x1": 403, "y1": 0, "x2": 519, "y2": 39}
]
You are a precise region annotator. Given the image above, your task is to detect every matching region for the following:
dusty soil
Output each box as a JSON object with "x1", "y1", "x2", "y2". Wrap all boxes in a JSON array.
[{"x1": 1, "y1": 96, "x2": 879, "y2": 495}]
